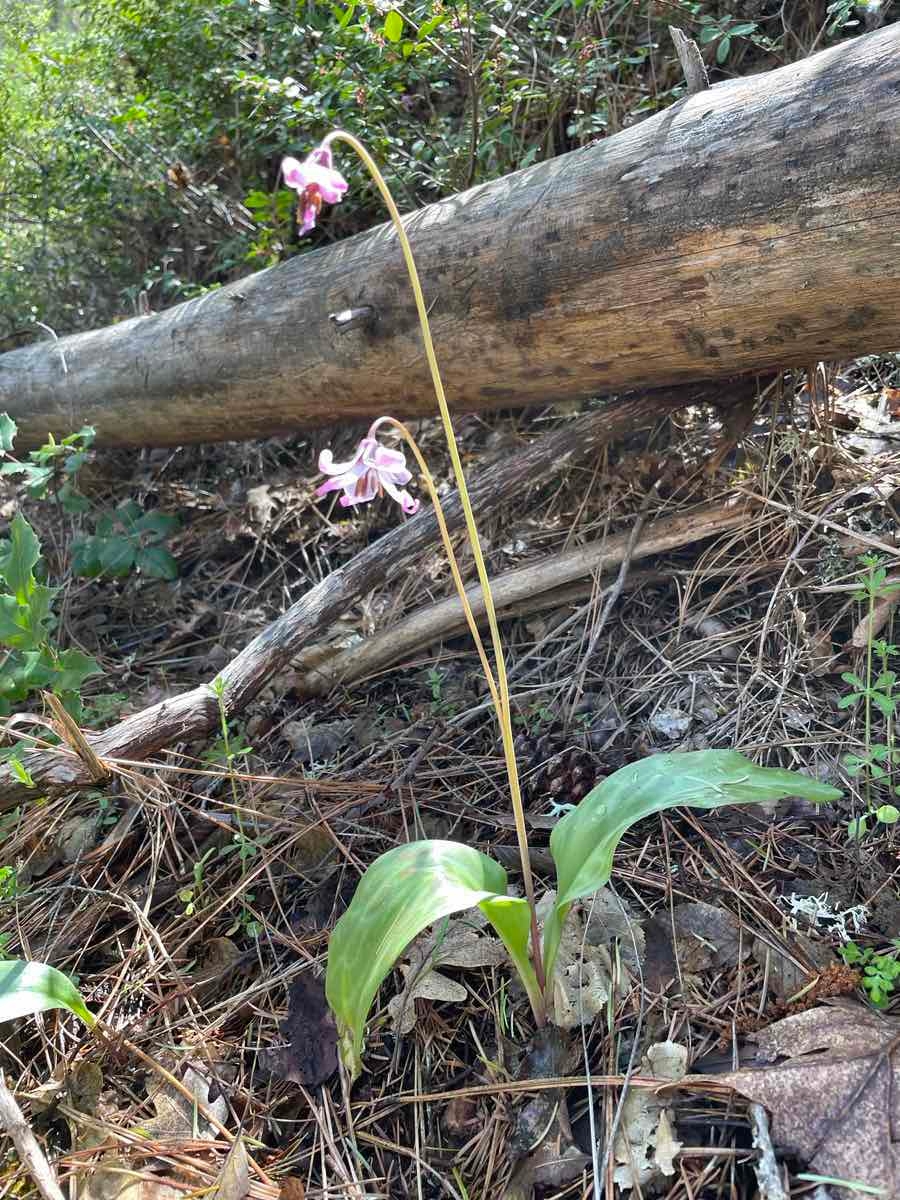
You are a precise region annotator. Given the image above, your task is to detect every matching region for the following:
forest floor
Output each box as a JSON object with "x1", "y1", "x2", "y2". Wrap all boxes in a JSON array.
[{"x1": 1, "y1": 361, "x2": 900, "y2": 1200}]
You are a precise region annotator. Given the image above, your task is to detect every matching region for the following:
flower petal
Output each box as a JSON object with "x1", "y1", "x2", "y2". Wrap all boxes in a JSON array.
[
  {"x1": 299, "y1": 203, "x2": 318, "y2": 235},
  {"x1": 381, "y1": 475, "x2": 420, "y2": 515},
  {"x1": 282, "y1": 156, "x2": 309, "y2": 189},
  {"x1": 300, "y1": 162, "x2": 348, "y2": 204},
  {"x1": 319, "y1": 446, "x2": 366, "y2": 477}
]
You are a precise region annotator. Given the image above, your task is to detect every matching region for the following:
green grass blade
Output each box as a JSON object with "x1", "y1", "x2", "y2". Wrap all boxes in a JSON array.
[
  {"x1": 326, "y1": 840, "x2": 509, "y2": 1080},
  {"x1": 545, "y1": 751, "x2": 841, "y2": 976},
  {"x1": 0, "y1": 959, "x2": 95, "y2": 1027}
]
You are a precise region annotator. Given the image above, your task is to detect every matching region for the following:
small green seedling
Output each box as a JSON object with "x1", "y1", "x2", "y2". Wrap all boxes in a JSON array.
[{"x1": 841, "y1": 940, "x2": 900, "y2": 1008}]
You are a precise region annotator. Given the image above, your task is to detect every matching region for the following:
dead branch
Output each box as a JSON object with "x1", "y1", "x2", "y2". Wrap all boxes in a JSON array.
[
  {"x1": 0, "y1": 379, "x2": 756, "y2": 809},
  {"x1": 291, "y1": 501, "x2": 751, "y2": 697}
]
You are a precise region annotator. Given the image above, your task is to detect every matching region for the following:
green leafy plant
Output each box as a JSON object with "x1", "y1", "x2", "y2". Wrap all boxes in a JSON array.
[
  {"x1": 0, "y1": 510, "x2": 102, "y2": 717},
  {"x1": 839, "y1": 555, "x2": 900, "y2": 838},
  {"x1": 283, "y1": 130, "x2": 844, "y2": 1082},
  {"x1": 328, "y1": 750, "x2": 839, "y2": 1078},
  {"x1": 71, "y1": 499, "x2": 179, "y2": 580},
  {"x1": 841, "y1": 940, "x2": 900, "y2": 1008},
  {"x1": 177, "y1": 847, "x2": 216, "y2": 917},
  {"x1": 0, "y1": 417, "x2": 95, "y2": 507},
  {"x1": 0, "y1": 959, "x2": 94, "y2": 1026}
]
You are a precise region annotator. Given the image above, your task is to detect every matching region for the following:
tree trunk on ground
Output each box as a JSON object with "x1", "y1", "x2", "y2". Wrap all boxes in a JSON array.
[
  {"x1": 1, "y1": 26, "x2": 899, "y2": 448},
  {"x1": 0, "y1": 380, "x2": 755, "y2": 808}
]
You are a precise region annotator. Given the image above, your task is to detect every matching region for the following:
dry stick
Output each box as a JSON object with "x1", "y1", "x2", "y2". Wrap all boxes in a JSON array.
[
  {"x1": 564, "y1": 483, "x2": 661, "y2": 719},
  {"x1": 0, "y1": 1072, "x2": 66, "y2": 1200},
  {"x1": 293, "y1": 501, "x2": 751, "y2": 698},
  {"x1": 0, "y1": 377, "x2": 760, "y2": 810}
]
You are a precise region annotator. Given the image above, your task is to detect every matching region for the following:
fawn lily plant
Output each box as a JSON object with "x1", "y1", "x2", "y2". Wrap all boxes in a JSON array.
[{"x1": 295, "y1": 133, "x2": 842, "y2": 1081}]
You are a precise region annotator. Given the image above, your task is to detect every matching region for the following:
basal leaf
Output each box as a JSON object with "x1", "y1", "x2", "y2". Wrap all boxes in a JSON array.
[
  {"x1": 326, "y1": 839, "x2": 509, "y2": 1079},
  {"x1": 545, "y1": 751, "x2": 841, "y2": 977},
  {"x1": 135, "y1": 544, "x2": 178, "y2": 580},
  {"x1": 479, "y1": 894, "x2": 540, "y2": 1014},
  {"x1": 0, "y1": 959, "x2": 95, "y2": 1027}
]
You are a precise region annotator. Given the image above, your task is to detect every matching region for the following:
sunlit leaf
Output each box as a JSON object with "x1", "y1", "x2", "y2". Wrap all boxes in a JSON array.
[
  {"x1": 545, "y1": 752, "x2": 841, "y2": 976},
  {"x1": 0, "y1": 959, "x2": 95, "y2": 1027},
  {"x1": 0, "y1": 514, "x2": 40, "y2": 605},
  {"x1": 383, "y1": 9, "x2": 403, "y2": 42},
  {"x1": 326, "y1": 840, "x2": 510, "y2": 1079},
  {"x1": 479, "y1": 894, "x2": 540, "y2": 1013}
]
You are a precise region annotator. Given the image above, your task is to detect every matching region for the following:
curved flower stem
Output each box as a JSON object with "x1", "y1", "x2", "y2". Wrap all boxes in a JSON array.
[
  {"x1": 371, "y1": 417, "x2": 501, "y2": 715},
  {"x1": 327, "y1": 130, "x2": 546, "y2": 1002}
]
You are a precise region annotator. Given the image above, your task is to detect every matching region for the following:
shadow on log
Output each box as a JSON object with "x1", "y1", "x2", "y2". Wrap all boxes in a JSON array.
[
  {"x1": 0, "y1": 379, "x2": 759, "y2": 808},
  {"x1": 0, "y1": 25, "x2": 898, "y2": 448}
]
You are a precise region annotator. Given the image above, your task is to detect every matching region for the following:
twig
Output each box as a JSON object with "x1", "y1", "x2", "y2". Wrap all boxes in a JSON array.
[{"x1": 0, "y1": 1071, "x2": 66, "y2": 1200}]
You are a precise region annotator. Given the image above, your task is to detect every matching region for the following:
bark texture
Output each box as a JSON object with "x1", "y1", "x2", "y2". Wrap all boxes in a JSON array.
[{"x1": 1, "y1": 26, "x2": 898, "y2": 448}]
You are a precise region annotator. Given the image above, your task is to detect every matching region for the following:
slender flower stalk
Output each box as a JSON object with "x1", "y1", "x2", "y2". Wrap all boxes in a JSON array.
[{"x1": 319, "y1": 131, "x2": 546, "y2": 999}]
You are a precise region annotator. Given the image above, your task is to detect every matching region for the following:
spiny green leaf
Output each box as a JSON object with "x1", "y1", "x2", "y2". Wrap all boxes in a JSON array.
[
  {"x1": 326, "y1": 840, "x2": 509, "y2": 1080},
  {"x1": 545, "y1": 751, "x2": 841, "y2": 977},
  {"x1": 0, "y1": 514, "x2": 40, "y2": 604},
  {"x1": 53, "y1": 647, "x2": 103, "y2": 693},
  {"x1": 0, "y1": 959, "x2": 94, "y2": 1027}
]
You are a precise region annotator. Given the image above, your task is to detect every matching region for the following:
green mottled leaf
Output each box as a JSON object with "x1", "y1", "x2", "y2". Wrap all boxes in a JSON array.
[
  {"x1": 0, "y1": 413, "x2": 17, "y2": 453},
  {"x1": 0, "y1": 959, "x2": 94, "y2": 1027},
  {"x1": 545, "y1": 751, "x2": 841, "y2": 977},
  {"x1": 383, "y1": 9, "x2": 403, "y2": 42},
  {"x1": 876, "y1": 804, "x2": 899, "y2": 825},
  {"x1": 326, "y1": 840, "x2": 509, "y2": 1079},
  {"x1": 716, "y1": 35, "x2": 731, "y2": 63}
]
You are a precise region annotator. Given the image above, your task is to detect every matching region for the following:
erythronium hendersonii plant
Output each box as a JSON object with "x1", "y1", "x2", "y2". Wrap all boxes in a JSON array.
[{"x1": 294, "y1": 133, "x2": 843, "y2": 1082}]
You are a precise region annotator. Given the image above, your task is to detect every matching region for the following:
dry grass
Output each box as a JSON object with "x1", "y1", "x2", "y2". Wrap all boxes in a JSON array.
[{"x1": 1, "y1": 365, "x2": 899, "y2": 1199}]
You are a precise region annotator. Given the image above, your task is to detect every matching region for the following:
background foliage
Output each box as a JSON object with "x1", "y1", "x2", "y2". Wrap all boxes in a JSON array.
[{"x1": 0, "y1": 0, "x2": 891, "y2": 341}]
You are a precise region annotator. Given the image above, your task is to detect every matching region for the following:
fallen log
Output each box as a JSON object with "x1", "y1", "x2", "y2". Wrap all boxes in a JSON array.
[
  {"x1": 292, "y1": 501, "x2": 754, "y2": 697},
  {"x1": 0, "y1": 379, "x2": 746, "y2": 808},
  {"x1": 1, "y1": 26, "x2": 899, "y2": 448}
]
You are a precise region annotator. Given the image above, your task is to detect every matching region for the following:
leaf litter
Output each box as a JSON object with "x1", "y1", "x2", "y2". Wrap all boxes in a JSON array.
[{"x1": 705, "y1": 1000, "x2": 900, "y2": 1199}]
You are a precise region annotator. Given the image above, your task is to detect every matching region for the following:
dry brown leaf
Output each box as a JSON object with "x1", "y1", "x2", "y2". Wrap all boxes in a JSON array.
[
  {"x1": 136, "y1": 1065, "x2": 227, "y2": 1140},
  {"x1": 246, "y1": 485, "x2": 275, "y2": 528},
  {"x1": 712, "y1": 1001, "x2": 899, "y2": 1199},
  {"x1": 388, "y1": 965, "x2": 468, "y2": 1035},
  {"x1": 672, "y1": 901, "x2": 747, "y2": 973},
  {"x1": 260, "y1": 975, "x2": 338, "y2": 1086},
  {"x1": 210, "y1": 1137, "x2": 249, "y2": 1200},
  {"x1": 613, "y1": 1041, "x2": 688, "y2": 1189}
]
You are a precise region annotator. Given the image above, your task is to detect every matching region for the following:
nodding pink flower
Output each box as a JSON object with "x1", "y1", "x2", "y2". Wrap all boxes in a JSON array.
[
  {"x1": 316, "y1": 432, "x2": 420, "y2": 515},
  {"x1": 282, "y1": 144, "x2": 348, "y2": 235}
]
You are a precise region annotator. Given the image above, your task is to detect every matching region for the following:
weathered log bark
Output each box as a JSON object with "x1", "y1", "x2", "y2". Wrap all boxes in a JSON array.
[
  {"x1": 1, "y1": 26, "x2": 898, "y2": 449},
  {"x1": 0, "y1": 380, "x2": 753, "y2": 808}
]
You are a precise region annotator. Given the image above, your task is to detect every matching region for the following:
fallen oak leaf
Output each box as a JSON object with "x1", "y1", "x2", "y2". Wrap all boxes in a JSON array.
[{"x1": 699, "y1": 1000, "x2": 899, "y2": 1200}]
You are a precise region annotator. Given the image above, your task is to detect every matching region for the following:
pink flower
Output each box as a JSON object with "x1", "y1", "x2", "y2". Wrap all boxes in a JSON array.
[
  {"x1": 282, "y1": 145, "x2": 348, "y2": 235},
  {"x1": 316, "y1": 435, "x2": 419, "y2": 515}
]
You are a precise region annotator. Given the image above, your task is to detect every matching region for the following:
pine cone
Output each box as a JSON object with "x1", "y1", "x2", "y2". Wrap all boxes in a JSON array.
[{"x1": 513, "y1": 726, "x2": 599, "y2": 808}]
